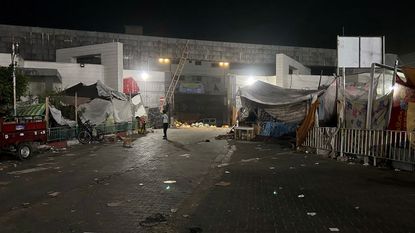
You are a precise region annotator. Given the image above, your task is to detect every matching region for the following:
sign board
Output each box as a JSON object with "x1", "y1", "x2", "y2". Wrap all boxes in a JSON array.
[{"x1": 337, "y1": 36, "x2": 383, "y2": 68}]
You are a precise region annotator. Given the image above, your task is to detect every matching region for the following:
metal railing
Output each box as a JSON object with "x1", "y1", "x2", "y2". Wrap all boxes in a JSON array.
[
  {"x1": 47, "y1": 120, "x2": 138, "y2": 142},
  {"x1": 302, "y1": 127, "x2": 415, "y2": 165}
]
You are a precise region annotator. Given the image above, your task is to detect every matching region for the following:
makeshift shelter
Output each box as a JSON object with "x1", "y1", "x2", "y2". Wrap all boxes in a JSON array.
[
  {"x1": 237, "y1": 80, "x2": 327, "y2": 137},
  {"x1": 60, "y1": 81, "x2": 146, "y2": 125}
]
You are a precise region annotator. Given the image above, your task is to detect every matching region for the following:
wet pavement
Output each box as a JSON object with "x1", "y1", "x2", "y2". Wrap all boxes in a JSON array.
[{"x1": 1, "y1": 128, "x2": 415, "y2": 233}]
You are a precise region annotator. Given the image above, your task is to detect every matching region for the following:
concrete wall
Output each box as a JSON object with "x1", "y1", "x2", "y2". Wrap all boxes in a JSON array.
[
  {"x1": 24, "y1": 61, "x2": 104, "y2": 89},
  {"x1": 123, "y1": 70, "x2": 165, "y2": 108},
  {"x1": 0, "y1": 24, "x2": 337, "y2": 72},
  {"x1": 56, "y1": 42, "x2": 123, "y2": 91},
  {"x1": 276, "y1": 54, "x2": 311, "y2": 87}
]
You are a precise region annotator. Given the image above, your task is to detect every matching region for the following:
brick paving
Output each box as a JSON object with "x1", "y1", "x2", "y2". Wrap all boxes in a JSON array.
[
  {"x1": 1, "y1": 129, "x2": 415, "y2": 233},
  {"x1": 0, "y1": 128, "x2": 229, "y2": 233},
  {"x1": 173, "y1": 141, "x2": 415, "y2": 233}
]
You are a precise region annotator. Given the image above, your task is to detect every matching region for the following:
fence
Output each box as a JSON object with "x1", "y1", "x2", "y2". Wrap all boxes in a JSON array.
[
  {"x1": 302, "y1": 127, "x2": 415, "y2": 165},
  {"x1": 47, "y1": 121, "x2": 138, "y2": 142}
]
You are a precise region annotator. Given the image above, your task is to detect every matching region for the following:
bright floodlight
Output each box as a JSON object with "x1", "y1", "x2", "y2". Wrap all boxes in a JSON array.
[
  {"x1": 158, "y1": 58, "x2": 164, "y2": 63},
  {"x1": 247, "y1": 76, "x2": 256, "y2": 85},
  {"x1": 164, "y1": 58, "x2": 170, "y2": 63},
  {"x1": 141, "y1": 71, "x2": 149, "y2": 80}
]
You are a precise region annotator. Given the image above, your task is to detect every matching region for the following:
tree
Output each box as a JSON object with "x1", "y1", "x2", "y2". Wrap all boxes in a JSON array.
[{"x1": 0, "y1": 65, "x2": 29, "y2": 116}]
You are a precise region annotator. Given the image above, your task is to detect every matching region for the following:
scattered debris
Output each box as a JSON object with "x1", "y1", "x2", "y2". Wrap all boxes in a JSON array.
[
  {"x1": 363, "y1": 163, "x2": 369, "y2": 166},
  {"x1": 298, "y1": 194, "x2": 305, "y2": 198},
  {"x1": 106, "y1": 201, "x2": 123, "y2": 207},
  {"x1": 163, "y1": 180, "x2": 176, "y2": 184},
  {"x1": 329, "y1": 227, "x2": 340, "y2": 232},
  {"x1": 307, "y1": 212, "x2": 317, "y2": 216},
  {"x1": 300, "y1": 164, "x2": 306, "y2": 167},
  {"x1": 355, "y1": 206, "x2": 360, "y2": 210},
  {"x1": 225, "y1": 171, "x2": 231, "y2": 174},
  {"x1": 179, "y1": 154, "x2": 191, "y2": 158},
  {"x1": 139, "y1": 183, "x2": 144, "y2": 186},
  {"x1": 21, "y1": 202, "x2": 30, "y2": 206},
  {"x1": 215, "y1": 181, "x2": 231, "y2": 187},
  {"x1": 241, "y1": 158, "x2": 259, "y2": 163},
  {"x1": 8, "y1": 167, "x2": 51, "y2": 175},
  {"x1": 170, "y1": 208, "x2": 178, "y2": 213},
  {"x1": 394, "y1": 168, "x2": 400, "y2": 172},
  {"x1": 289, "y1": 166, "x2": 295, "y2": 169},
  {"x1": 217, "y1": 163, "x2": 229, "y2": 168},
  {"x1": 139, "y1": 213, "x2": 167, "y2": 227},
  {"x1": 182, "y1": 214, "x2": 190, "y2": 218},
  {"x1": 269, "y1": 167, "x2": 275, "y2": 170},
  {"x1": 215, "y1": 134, "x2": 234, "y2": 140},
  {"x1": 314, "y1": 162, "x2": 319, "y2": 165},
  {"x1": 273, "y1": 191, "x2": 278, "y2": 195},
  {"x1": 48, "y1": 192, "x2": 60, "y2": 197},
  {"x1": 279, "y1": 186, "x2": 283, "y2": 190},
  {"x1": 71, "y1": 209, "x2": 76, "y2": 213}
]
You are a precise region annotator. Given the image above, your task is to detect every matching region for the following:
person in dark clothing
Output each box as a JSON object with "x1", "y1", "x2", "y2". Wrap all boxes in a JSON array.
[{"x1": 162, "y1": 110, "x2": 169, "y2": 139}]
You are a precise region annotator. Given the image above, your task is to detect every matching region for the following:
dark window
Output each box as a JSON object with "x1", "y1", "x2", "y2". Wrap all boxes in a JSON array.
[
  {"x1": 195, "y1": 60, "x2": 202, "y2": 66},
  {"x1": 211, "y1": 63, "x2": 219, "y2": 68}
]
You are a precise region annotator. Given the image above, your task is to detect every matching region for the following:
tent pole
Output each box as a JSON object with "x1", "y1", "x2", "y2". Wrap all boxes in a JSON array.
[{"x1": 45, "y1": 96, "x2": 49, "y2": 128}]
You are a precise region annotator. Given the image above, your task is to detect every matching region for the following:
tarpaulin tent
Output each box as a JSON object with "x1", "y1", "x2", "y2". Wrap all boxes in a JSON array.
[
  {"x1": 238, "y1": 80, "x2": 322, "y2": 123},
  {"x1": 62, "y1": 80, "x2": 127, "y2": 101}
]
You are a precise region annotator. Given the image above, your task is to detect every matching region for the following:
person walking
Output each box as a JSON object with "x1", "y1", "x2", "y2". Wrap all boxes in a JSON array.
[{"x1": 162, "y1": 110, "x2": 169, "y2": 139}]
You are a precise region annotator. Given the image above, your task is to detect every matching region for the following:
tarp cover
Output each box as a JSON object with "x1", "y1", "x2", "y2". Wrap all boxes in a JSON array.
[
  {"x1": 49, "y1": 105, "x2": 76, "y2": 127},
  {"x1": 62, "y1": 80, "x2": 127, "y2": 101},
  {"x1": 78, "y1": 98, "x2": 113, "y2": 125},
  {"x1": 239, "y1": 81, "x2": 319, "y2": 106},
  {"x1": 239, "y1": 81, "x2": 321, "y2": 123}
]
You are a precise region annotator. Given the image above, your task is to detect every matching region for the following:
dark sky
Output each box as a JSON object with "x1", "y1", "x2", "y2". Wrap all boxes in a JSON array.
[{"x1": 1, "y1": 0, "x2": 414, "y2": 54}]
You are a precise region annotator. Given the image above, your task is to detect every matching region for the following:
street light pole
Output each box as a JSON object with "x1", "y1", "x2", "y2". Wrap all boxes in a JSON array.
[{"x1": 11, "y1": 42, "x2": 19, "y2": 117}]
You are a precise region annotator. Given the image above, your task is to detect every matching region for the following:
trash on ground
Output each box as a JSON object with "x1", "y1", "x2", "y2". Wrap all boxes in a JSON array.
[
  {"x1": 163, "y1": 180, "x2": 176, "y2": 184},
  {"x1": 48, "y1": 192, "x2": 60, "y2": 197},
  {"x1": 8, "y1": 167, "x2": 51, "y2": 175},
  {"x1": 300, "y1": 164, "x2": 306, "y2": 167},
  {"x1": 170, "y1": 208, "x2": 178, "y2": 213},
  {"x1": 217, "y1": 163, "x2": 229, "y2": 168},
  {"x1": 21, "y1": 202, "x2": 30, "y2": 206},
  {"x1": 106, "y1": 201, "x2": 123, "y2": 207},
  {"x1": 179, "y1": 154, "x2": 191, "y2": 158},
  {"x1": 329, "y1": 228, "x2": 340, "y2": 232},
  {"x1": 314, "y1": 162, "x2": 319, "y2": 165},
  {"x1": 215, "y1": 181, "x2": 231, "y2": 187},
  {"x1": 279, "y1": 186, "x2": 283, "y2": 190},
  {"x1": 166, "y1": 185, "x2": 171, "y2": 190},
  {"x1": 355, "y1": 206, "x2": 360, "y2": 210},
  {"x1": 71, "y1": 209, "x2": 76, "y2": 213},
  {"x1": 298, "y1": 194, "x2": 305, "y2": 198},
  {"x1": 307, "y1": 212, "x2": 317, "y2": 216},
  {"x1": 241, "y1": 158, "x2": 259, "y2": 163},
  {"x1": 363, "y1": 163, "x2": 369, "y2": 166},
  {"x1": 182, "y1": 214, "x2": 190, "y2": 218},
  {"x1": 225, "y1": 171, "x2": 231, "y2": 174},
  {"x1": 394, "y1": 168, "x2": 400, "y2": 172},
  {"x1": 289, "y1": 166, "x2": 295, "y2": 169},
  {"x1": 139, "y1": 213, "x2": 167, "y2": 227},
  {"x1": 139, "y1": 183, "x2": 144, "y2": 186},
  {"x1": 269, "y1": 167, "x2": 275, "y2": 170}
]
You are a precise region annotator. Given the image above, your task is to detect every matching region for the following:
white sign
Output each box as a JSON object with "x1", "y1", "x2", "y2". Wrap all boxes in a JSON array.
[{"x1": 337, "y1": 36, "x2": 383, "y2": 68}]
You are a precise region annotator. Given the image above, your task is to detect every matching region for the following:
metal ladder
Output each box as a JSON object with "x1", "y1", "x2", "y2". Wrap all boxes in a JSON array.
[{"x1": 165, "y1": 40, "x2": 189, "y2": 106}]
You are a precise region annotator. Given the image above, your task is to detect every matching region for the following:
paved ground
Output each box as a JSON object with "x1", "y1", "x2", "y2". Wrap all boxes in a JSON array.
[
  {"x1": 171, "y1": 140, "x2": 415, "y2": 233},
  {"x1": 0, "y1": 128, "x2": 230, "y2": 233},
  {"x1": 1, "y1": 128, "x2": 415, "y2": 233}
]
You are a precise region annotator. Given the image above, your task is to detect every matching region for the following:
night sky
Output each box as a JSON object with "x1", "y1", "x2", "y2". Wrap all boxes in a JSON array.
[{"x1": 1, "y1": 0, "x2": 414, "y2": 54}]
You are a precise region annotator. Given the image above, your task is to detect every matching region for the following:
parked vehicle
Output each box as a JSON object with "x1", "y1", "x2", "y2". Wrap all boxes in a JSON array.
[
  {"x1": 0, "y1": 116, "x2": 47, "y2": 160},
  {"x1": 77, "y1": 120, "x2": 104, "y2": 144}
]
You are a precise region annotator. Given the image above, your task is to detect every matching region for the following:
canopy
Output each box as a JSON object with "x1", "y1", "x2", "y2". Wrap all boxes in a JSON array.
[
  {"x1": 238, "y1": 80, "x2": 320, "y2": 106},
  {"x1": 62, "y1": 80, "x2": 127, "y2": 101}
]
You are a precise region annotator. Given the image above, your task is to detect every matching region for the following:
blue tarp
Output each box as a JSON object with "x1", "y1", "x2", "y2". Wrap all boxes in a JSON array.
[{"x1": 260, "y1": 121, "x2": 297, "y2": 138}]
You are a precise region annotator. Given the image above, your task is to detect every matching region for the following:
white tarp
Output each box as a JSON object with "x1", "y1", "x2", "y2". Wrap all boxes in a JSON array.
[
  {"x1": 112, "y1": 98, "x2": 133, "y2": 122},
  {"x1": 49, "y1": 105, "x2": 76, "y2": 127},
  {"x1": 132, "y1": 94, "x2": 147, "y2": 117},
  {"x1": 78, "y1": 98, "x2": 113, "y2": 125}
]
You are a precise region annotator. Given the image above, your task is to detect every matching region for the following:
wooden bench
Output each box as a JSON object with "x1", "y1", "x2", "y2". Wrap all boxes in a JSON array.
[{"x1": 234, "y1": 126, "x2": 255, "y2": 141}]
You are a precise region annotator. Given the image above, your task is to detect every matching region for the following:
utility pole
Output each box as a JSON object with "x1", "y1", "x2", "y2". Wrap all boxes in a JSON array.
[{"x1": 11, "y1": 42, "x2": 19, "y2": 117}]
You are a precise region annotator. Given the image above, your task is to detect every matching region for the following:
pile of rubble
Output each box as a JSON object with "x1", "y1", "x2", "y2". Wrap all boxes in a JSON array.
[{"x1": 174, "y1": 120, "x2": 220, "y2": 128}]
